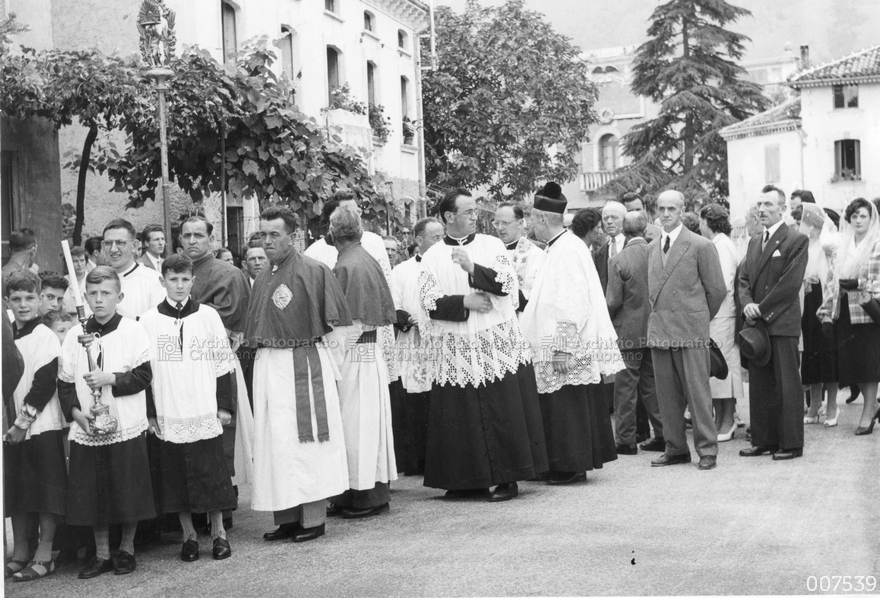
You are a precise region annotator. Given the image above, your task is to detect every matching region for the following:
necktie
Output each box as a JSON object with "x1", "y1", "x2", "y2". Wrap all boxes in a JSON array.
[
  {"x1": 609, "y1": 238, "x2": 618, "y2": 258},
  {"x1": 663, "y1": 236, "x2": 671, "y2": 254},
  {"x1": 762, "y1": 231, "x2": 770, "y2": 250}
]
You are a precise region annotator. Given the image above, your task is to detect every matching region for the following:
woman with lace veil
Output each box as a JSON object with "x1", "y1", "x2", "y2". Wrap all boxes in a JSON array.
[
  {"x1": 800, "y1": 204, "x2": 841, "y2": 426},
  {"x1": 821, "y1": 198, "x2": 880, "y2": 435}
]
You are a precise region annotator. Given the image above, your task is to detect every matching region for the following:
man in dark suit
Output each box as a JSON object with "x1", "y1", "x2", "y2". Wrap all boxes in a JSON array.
[
  {"x1": 738, "y1": 185, "x2": 809, "y2": 460},
  {"x1": 607, "y1": 212, "x2": 664, "y2": 455},
  {"x1": 647, "y1": 190, "x2": 727, "y2": 470},
  {"x1": 593, "y1": 201, "x2": 627, "y2": 293}
]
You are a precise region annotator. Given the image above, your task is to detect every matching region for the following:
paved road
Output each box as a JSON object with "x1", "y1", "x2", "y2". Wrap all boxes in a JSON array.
[{"x1": 6, "y1": 395, "x2": 880, "y2": 597}]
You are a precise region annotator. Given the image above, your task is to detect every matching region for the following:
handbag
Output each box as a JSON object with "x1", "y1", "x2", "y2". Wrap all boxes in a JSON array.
[
  {"x1": 709, "y1": 338, "x2": 729, "y2": 380},
  {"x1": 859, "y1": 297, "x2": 880, "y2": 325}
]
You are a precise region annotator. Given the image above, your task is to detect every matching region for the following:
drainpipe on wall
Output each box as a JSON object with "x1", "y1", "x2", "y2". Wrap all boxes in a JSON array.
[{"x1": 414, "y1": 9, "x2": 431, "y2": 218}]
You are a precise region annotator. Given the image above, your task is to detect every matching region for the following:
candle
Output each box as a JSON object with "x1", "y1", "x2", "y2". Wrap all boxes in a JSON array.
[{"x1": 61, "y1": 240, "x2": 83, "y2": 308}]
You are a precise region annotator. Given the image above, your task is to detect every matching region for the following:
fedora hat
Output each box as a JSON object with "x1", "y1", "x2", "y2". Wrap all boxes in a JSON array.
[
  {"x1": 709, "y1": 339, "x2": 728, "y2": 380},
  {"x1": 738, "y1": 321, "x2": 771, "y2": 367}
]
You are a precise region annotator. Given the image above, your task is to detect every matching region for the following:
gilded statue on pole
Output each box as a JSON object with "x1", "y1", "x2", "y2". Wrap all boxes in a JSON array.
[{"x1": 137, "y1": 0, "x2": 177, "y2": 69}]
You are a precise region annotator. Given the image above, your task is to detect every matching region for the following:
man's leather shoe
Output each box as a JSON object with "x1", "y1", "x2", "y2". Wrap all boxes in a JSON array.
[
  {"x1": 212, "y1": 537, "x2": 232, "y2": 560},
  {"x1": 635, "y1": 432, "x2": 648, "y2": 443},
  {"x1": 739, "y1": 445, "x2": 778, "y2": 457},
  {"x1": 488, "y1": 482, "x2": 518, "y2": 502},
  {"x1": 180, "y1": 538, "x2": 199, "y2": 562},
  {"x1": 772, "y1": 447, "x2": 803, "y2": 460},
  {"x1": 651, "y1": 452, "x2": 691, "y2": 467},
  {"x1": 616, "y1": 443, "x2": 638, "y2": 455},
  {"x1": 546, "y1": 472, "x2": 587, "y2": 485},
  {"x1": 326, "y1": 502, "x2": 345, "y2": 517},
  {"x1": 114, "y1": 551, "x2": 136, "y2": 575},
  {"x1": 341, "y1": 503, "x2": 390, "y2": 519},
  {"x1": 263, "y1": 522, "x2": 298, "y2": 541},
  {"x1": 698, "y1": 455, "x2": 717, "y2": 470},
  {"x1": 291, "y1": 523, "x2": 325, "y2": 543},
  {"x1": 639, "y1": 437, "x2": 666, "y2": 452},
  {"x1": 78, "y1": 557, "x2": 114, "y2": 580}
]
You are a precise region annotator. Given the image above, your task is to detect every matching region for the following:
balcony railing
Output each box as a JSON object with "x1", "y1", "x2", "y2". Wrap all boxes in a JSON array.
[{"x1": 579, "y1": 170, "x2": 617, "y2": 191}]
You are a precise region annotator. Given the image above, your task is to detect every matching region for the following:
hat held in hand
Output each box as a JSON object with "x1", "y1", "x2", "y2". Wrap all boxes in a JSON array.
[{"x1": 738, "y1": 320, "x2": 771, "y2": 367}]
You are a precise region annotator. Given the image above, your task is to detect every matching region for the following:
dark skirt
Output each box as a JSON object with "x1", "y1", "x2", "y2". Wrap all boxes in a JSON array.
[
  {"x1": 540, "y1": 384, "x2": 618, "y2": 472},
  {"x1": 801, "y1": 282, "x2": 839, "y2": 384},
  {"x1": 837, "y1": 298, "x2": 880, "y2": 384},
  {"x1": 67, "y1": 433, "x2": 156, "y2": 526},
  {"x1": 403, "y1": 390, "x2": 430, "y2": 475},
  {"x1": 424, "y1": 363, "x2": 548, "y2": 491},
  {"x1": 159, "y1": 434, "x2": 237, "y2": 514},
  {"x1": 389, "y1": 380, "x2": 408, "y2": 474},
  {"x1": 4, "y1": 429, "x2": 67, "y2": 517}
]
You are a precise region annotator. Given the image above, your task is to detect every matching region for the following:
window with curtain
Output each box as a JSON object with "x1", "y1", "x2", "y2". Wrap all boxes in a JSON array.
[{"x1": 598, "y1": 134, "x2": 617, "y2": 171}]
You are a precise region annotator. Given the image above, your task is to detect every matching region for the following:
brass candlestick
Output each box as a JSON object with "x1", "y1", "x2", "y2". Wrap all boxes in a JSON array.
[{"x1": 75, "y1": 307, "x2": 118, "y2": 435}]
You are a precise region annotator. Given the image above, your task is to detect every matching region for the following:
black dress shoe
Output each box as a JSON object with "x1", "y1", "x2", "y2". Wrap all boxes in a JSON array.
[
  {"x1": 616, "y1": 443, "x2": 638, "y2": 455},
  {"x1": 488, "y1": 482, "x2": 518, "y2": 502},
  {"x1": 78, "y1": 557, "x2": 114, "y2": 580},
  {"x1": 341, "y1": 503, "x2": 390, "y2": 519},
  {"x1": 444, "y1": 488, "x2": 489, "y2": 499},
  {"x1": 326, "y1": 502, "x2": 345, "y2": 517},
  {"x1": 739, "y1": 445, "x2": 779, "y2": 457},
  {"x1": 263, "y1": 522, "x2": 298, "y2": 541},
  {"x1": 635, "y1": 432, "x2": 649, "y2": 444},
  {"x1": 212, "y1": 537, "x2": 232, "y2": 560},
  {"x1": 291, "y1": 523, "x2": 325, "y2": 543},
  {"x1": 651, "y1": 452, "x2": 691, "y2": 467},
  {"x1": 114, "y1": 551, "x2": 136, "y2": 575},
  {"x1": 180, "y1": 539, "x2": 199, "y2": 562},
  {"x1": 639, "y1": 437, "x2": 666, "y2": 452},
  {"x1": 528, "y1": 471, "x2": 551, "y2": 482},
  {"x1": 698, "y1": 455, "x2": 717, "y2": 470},
  {"x1": 547, "y1": 472, "x2": 587, "y2": 485},
  {"x1": 772, "y1": 447, "x2": 803, "y2": 460}
]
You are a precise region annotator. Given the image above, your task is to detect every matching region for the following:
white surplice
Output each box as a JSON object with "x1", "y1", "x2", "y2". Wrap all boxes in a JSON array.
[
  {"x1": 389, "y1": 256, "x2": 432, "y2": 394},
  {"x1": 508, "y1": 237, "x2": 545, "y2": 302},
  {"x1": 520, "y1": 230, "x2": 624, "y2": 394},
  {"x1": 117, "y1": 262, "x2": 167, "y2": 320}
]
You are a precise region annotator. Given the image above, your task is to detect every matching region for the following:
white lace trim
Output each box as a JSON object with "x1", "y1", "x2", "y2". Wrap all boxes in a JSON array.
[
  {"x1": 532, "y1": 322, "x2": 625, "y2": 394},
  {"x1": 158, "y1": 413, "x2": 223, "y2": 444},
  {"x1": 426, "y1": 319, "x2": 531, "y2": 388},
  {"x1": 493, "y1": 253, "x2": 517, "y2": 300},
  {"x1": 70, "y1": 419, "x2": 149, "y2": 446}
]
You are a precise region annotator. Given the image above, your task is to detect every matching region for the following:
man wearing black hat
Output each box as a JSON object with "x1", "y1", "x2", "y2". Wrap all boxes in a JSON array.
[
  {"x1": 520, "y1": 184, "x2": 622, "y2": 484},
  {"x1": 738, "y1": 185, "x2": 809, "y2": 460}
]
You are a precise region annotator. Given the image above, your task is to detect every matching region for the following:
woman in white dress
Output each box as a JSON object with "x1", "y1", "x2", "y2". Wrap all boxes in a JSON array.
[{"x1": 699, "y1": 204, "x2": 744, "y2": 441}]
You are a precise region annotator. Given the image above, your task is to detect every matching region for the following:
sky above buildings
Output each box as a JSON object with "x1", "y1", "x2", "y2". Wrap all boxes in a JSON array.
[{"x1": 437, "y1": 0, "x2": 880, "y2": 66}]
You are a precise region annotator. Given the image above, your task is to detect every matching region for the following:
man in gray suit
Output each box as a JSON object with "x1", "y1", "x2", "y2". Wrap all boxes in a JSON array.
[
  {"x1": 647, "y1": 190, "x2": 727, "y2": 470},
  {"x1": 607, "y1": 212, "x2": 664, "y2": 455}
]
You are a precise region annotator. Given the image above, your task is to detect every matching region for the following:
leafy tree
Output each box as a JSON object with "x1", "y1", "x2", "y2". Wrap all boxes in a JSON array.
[
  {"x1": 603, "y1": 0, "x2": 769, "y2": 202},
  {"x1": 422, "y1": 0, "x2": 597, "y2": 202},
  {"x1": 1, "y1": 24, "x2": 400, "y2": 246}
]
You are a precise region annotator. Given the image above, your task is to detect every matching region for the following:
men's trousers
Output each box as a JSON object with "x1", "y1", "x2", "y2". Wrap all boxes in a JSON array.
[
  {"x1": 652, "y1": 347, "x2": 717, "y2": 458},
  {"x1": 614, "y1": 349, "x2": 663, "y2": 444},
  {"x1": 747, "y1": 336, "x2": 803, "y2": 450}
]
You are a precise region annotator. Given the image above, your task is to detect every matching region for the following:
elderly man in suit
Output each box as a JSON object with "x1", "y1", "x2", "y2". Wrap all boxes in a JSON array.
[
  {"x1": 738, "y1": 185, "x2": 809, "y2": 460},
  {"x1": 607, "y1": 211, "x2": 664, "y2": 455},
  {"x1": 647, "y1": 190, "x2": 727, "y2": 470},
  {"x1": 593, "y1": 201, "x2": 627, "y2": 293}
]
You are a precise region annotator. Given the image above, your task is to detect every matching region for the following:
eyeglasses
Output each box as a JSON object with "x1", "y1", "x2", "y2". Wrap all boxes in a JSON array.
[
  {"x1": 492, "y1": 219, "x2": 518, "y2": 228},
  {"x1": 456, "y1": 209, "x2": 477, "y2": 218},
  {"x1": 102, "y1": 240, "x2": 129, "y2": 249}
]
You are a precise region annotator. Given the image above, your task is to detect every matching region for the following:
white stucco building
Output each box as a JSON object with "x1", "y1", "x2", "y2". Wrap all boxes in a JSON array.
[
  {"x1": 1, "y1": 0, "x2": 429, "y2": 268},
  {"x1": 721, "y1": 44, "x2": 880, "y2": 221}
]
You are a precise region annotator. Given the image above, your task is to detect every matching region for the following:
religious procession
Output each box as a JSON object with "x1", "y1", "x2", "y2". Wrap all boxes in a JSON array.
[{"x1": 2, "y1": 0, "x2": 879, "y2": 596}]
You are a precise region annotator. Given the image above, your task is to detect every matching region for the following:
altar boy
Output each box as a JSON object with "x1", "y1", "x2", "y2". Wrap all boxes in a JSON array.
[
  {"x1": 58, "y1": 267, "x2": 155, "y2": 580},
  {"x1": 139, "y1": 254, "x2": 237, "y2": 562},
  {"x1": 3, "y1": 271, "x2": 67, "y2": 582}
]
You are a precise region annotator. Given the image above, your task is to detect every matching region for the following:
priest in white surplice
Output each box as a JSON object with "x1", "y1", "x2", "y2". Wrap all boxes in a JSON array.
[
  {"x1": 418, "y1": 189, "x2": 548, "y2": 502},
  {"x1": 493, "y1": 202, "x2": 544, "y2": 313},
  {"x1": 521, "y1": 184, "x2": 624, "y2": 485},
  {"x1": 244, "y1": 206, "x2": 351, "y2": 544},
  {"x1": 325, "y1": 209, "x2": 397, "y2": 519},
  {"x1": 389, "y1": 217, "x2": 445, "y2": 475}
]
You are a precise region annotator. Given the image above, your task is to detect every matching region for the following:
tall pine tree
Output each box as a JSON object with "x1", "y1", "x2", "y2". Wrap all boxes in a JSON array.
[{"x1": 604, "y1": 0, "x2": 768, "y2": 204}]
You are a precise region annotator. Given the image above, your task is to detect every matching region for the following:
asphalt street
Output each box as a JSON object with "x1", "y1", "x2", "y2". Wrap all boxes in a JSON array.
[{"x1": 5, "y1": 391, "x2": 879, "y2": 597}]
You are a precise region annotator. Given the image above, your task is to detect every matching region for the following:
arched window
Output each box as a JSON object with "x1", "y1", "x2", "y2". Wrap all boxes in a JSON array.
[
  {"x1": 221, "y1": 1, "x2": 237, "y2": 65},
  {"x1": 604, "y1": 65, "x2": 618, "y2": 73},
  {"x1": 327, "y1": 47, "x2": 340, "y2": 105},
  {"x1": 592, "y1": 66, "x2": 604, "y2": 74},
  {"x1": 598, "y1": 134, "x2": 618, "y2": 171},
  {"x1": 367, "y1": 61, "x2": 377, "y2": 105},
  {"x1": 398, "y1": 29, "x2": 408, "y2": 50},
  {"x1": 364, "y1": 11, "x2": 374, "y2": 32}
]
